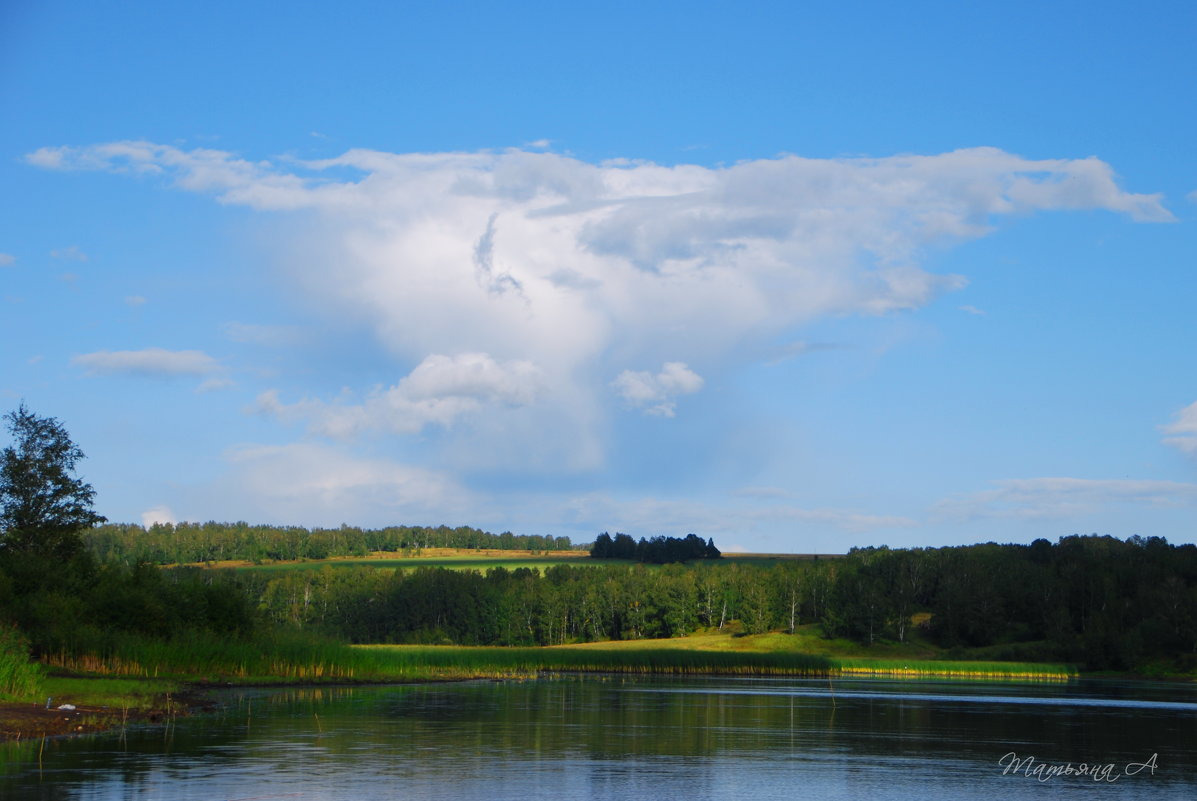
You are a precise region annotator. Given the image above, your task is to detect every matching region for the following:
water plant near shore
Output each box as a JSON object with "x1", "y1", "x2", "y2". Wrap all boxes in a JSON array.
[
  {"x1": 36, "y1": 631, "x2": 1075, "y2": 686},
  {"x1": 0, "y1": 626, "x2": 42, "y2": 699}
]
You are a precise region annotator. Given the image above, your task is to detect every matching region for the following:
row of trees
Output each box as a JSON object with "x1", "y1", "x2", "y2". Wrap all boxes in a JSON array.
[
  {"x1": 85, "y1": 521, "x2": 577, "y2": 565},
  {"x1": 4, "y1": 404, "x2": 1197, "y2": 674},
  {"x1": 590, "y1": 532, "x2": 721, "y2": 563},
  {"x1": 240, "y1": 535, "x2": 1197, "y2": 669}
]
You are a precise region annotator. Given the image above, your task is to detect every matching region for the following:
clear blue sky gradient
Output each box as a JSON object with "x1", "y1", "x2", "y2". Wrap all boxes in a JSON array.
[{"x1": 2, "y1": 1, "x2": 1195, "y2": 552}]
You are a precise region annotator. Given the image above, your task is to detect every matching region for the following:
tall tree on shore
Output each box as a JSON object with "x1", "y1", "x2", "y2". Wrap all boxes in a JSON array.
[{"x1": 0, "y1": 403, "x2": 105, "y2": 562}]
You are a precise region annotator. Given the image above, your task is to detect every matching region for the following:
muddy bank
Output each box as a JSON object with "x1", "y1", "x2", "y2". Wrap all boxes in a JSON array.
[{"x1": 0, "y1": 690, "x2": 209, "y2": 742}]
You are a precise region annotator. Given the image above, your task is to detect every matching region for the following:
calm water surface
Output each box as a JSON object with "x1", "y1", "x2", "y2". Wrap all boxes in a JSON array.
[{"x1": 3, "y1": 676, "x2": 1196, "y2": 800}]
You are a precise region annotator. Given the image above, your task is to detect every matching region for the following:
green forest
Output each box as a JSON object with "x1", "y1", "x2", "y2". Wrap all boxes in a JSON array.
[
  {"x1": 3, "y1": 404, "x2": 1197, "y2": 702},
  {"x1": 6, "y1": 529, "x2": 1197, "y2": 675},
  {"x1": 85, "y1": 520, "x2": 575, "y2": 564},
  {"x1": 194, "y1": 534, "x2": 1197, "y2": 670}
]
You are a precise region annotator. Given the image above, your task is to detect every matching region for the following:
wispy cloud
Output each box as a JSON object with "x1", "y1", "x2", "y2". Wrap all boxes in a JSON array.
[
  {"x1": 558, "y1": 492, "x2": 915, "y2": 536},
  {"x1": 72, "y1": 347, "x2": 223, "y2": 378},
  {"x1": 216, "y1": 442, "x2": 468, "y2": 525},
  {"x1": 223, "y1": 321, "x2": 305, "y2": 347},
  {"x1": 734, "y1": 486, "x2": 793, "y2": 499},
  {"x1": 762, "y1": 340, "x2": 842, "y2": 366},
  {"x1": 0, "y1": 253, "x2": 14, "y2": 267},
  {"x1": 1161, "y1": 401, "x2": 1197, "y2": 456},
  {"x1": 50, "y1": 245, "x2": 88, "y2": 261},
  {"x1": 933, "y1": 477, "x2": 1197, "y2": 522}
]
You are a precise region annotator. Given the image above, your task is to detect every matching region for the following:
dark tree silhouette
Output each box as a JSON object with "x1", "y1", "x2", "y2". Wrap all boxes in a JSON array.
[
  {"x1": 0, "y1": 403, "x2": 105, "y2": 561},
  {"x1": 591, "y1": 531, "x2": 720, "y2": 563}
]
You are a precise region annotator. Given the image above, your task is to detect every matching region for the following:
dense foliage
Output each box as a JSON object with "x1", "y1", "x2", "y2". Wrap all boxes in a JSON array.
[
  {"x1": 1, "y1": 404, "x2": 105, "y2": 562},
  {"x1": 0, "y1": 407, "x2": 252, "y2": 683},
  {"x1": 85, "y1": 521, "x2": 576, "y2": 564},
  {"x1": 590, "y1": 532, "x2": 721, "y2": 562},
  {"x1": 238, "y1": 535, "x2": 1197, "y2": 671}
]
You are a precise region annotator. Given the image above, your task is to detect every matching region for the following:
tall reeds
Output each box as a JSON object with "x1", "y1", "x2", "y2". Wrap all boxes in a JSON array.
[
  {"x1": 38, "y1": 633, "x2": 1076, "y2": 685},
  {"x1": 0, "y1": 624, "x2": 43, "y2": 698}
]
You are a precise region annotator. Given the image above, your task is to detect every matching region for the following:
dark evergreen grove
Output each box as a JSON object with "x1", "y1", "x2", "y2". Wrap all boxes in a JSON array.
[{"x1": 589, "y1": 532, "x2": 721, "y2": 562}]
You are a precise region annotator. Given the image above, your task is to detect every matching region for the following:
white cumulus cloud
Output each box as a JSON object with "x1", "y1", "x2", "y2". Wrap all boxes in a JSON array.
[
  {"x1": 33, "y1": 141, "x2": 1173, "y2": 471},
  {"x1": 141, "y1": 505, "x2": 178, "y2": 528},
  {"x1": 32, "y1": 144, "x2": 1171, "y2": 370},
  {"x1": 257, "y1": 352, "x2": 544, "y2": 437},
  {"x1": 612, "y1": 361, "x2": 704, "y2": 417},
  {"x1": 27, "y1": 144, "x2": 1173, "y2": 374}
]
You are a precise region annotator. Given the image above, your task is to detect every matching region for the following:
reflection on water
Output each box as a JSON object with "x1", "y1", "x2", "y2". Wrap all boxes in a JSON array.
[{"x1": 3, "y1": 676, "x2": 1196, "y2": 800}]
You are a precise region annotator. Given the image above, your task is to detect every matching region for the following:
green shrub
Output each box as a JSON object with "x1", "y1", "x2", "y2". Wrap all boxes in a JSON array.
[{"x1": 0, "y1": 623, "x2": 43, "y2": 698}]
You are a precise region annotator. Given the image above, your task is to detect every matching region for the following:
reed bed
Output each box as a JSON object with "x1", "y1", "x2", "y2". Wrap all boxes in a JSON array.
[
  {"x1": 358, "y1": 646, "x2": 836, "y2": 676},
  {"x1": 41, "y1": 634, "x2": 392, "y2": 682},
  {"x1": 357, "y1": 646, "x2": 1077, "y2": 681},
  {"x1": 38, "y1": 634, "x2": 1077, "y2": 686},
  {"x1": 0, "y1": 625, "x2": 43, "y2": 699},
  {"x1": 831, "y1": 657, "x2": 1076, "y2": 680}
]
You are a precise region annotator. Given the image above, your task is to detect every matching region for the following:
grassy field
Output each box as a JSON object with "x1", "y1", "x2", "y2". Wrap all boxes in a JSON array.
[
  {"x1": 30, "y1": 676, "x2": 182, "y2": 710},
  {"x1": 356, "y1": 640, "x2": 1074, "y2": 680},
  {"x1": 542, "y1": 625, "x2": 1074, "y2": 679},
  {"x1": 189, "y1": 549, "x2": 840, "y2": 574},
  {"x1": 191, "y1": 548, "x2": 598, "y2": 573},
  {"x1": 558, "y1": 626, "x2": 943, "y2": 660},
  {"x1": 722, "y1": 553, "x2": 845, "y2": 564}
]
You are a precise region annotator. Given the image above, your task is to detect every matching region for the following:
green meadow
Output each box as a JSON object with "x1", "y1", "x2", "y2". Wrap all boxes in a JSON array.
[
  {"x1": 207, "y1": 550, "x2": 830, "y2": 574},
  {"x1": 231, "y1": 556, "x2": 608, "y2": 574}
]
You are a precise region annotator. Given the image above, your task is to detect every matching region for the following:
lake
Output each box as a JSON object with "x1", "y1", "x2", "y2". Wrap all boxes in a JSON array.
[{"x1": 3, "y1": 675, "x2": 1196, "y2": 799}]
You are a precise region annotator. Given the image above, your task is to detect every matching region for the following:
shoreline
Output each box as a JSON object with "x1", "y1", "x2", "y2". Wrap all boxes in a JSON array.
[
  {"x1": 7, "y1": 660, "x2": 1185, "y2": 744},
  {"x1": 0, "y1": 686, "x2": 210, "y2": 742}
]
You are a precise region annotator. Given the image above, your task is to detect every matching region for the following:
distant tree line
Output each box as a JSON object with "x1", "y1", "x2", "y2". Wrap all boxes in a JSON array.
[
  {"x1": 237, "y1": 534, "x2": 1197, "y2": 671},
  {"x1": 10, "y1": 403, "x2": 1197, "y2": 679},
  {"x1": 84, "y1": 522, "x2": 577, "y2": 565},
  {"x1": 590, "y1": 532, "x2": 721, "y2": 563},
  {"x1": 5, "y1": 527, "x2": 1197, "y2": 672}
]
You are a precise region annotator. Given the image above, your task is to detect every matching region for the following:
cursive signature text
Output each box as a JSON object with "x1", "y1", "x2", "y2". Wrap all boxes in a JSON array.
[{"x1": 998, "y1": 752, "x2": 1158, "y2": 783}]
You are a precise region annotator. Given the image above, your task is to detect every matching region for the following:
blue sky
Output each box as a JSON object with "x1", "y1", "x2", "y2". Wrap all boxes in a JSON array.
[{"x1": 2, "y1": 0, "x2": 1195, "y2": 552}]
